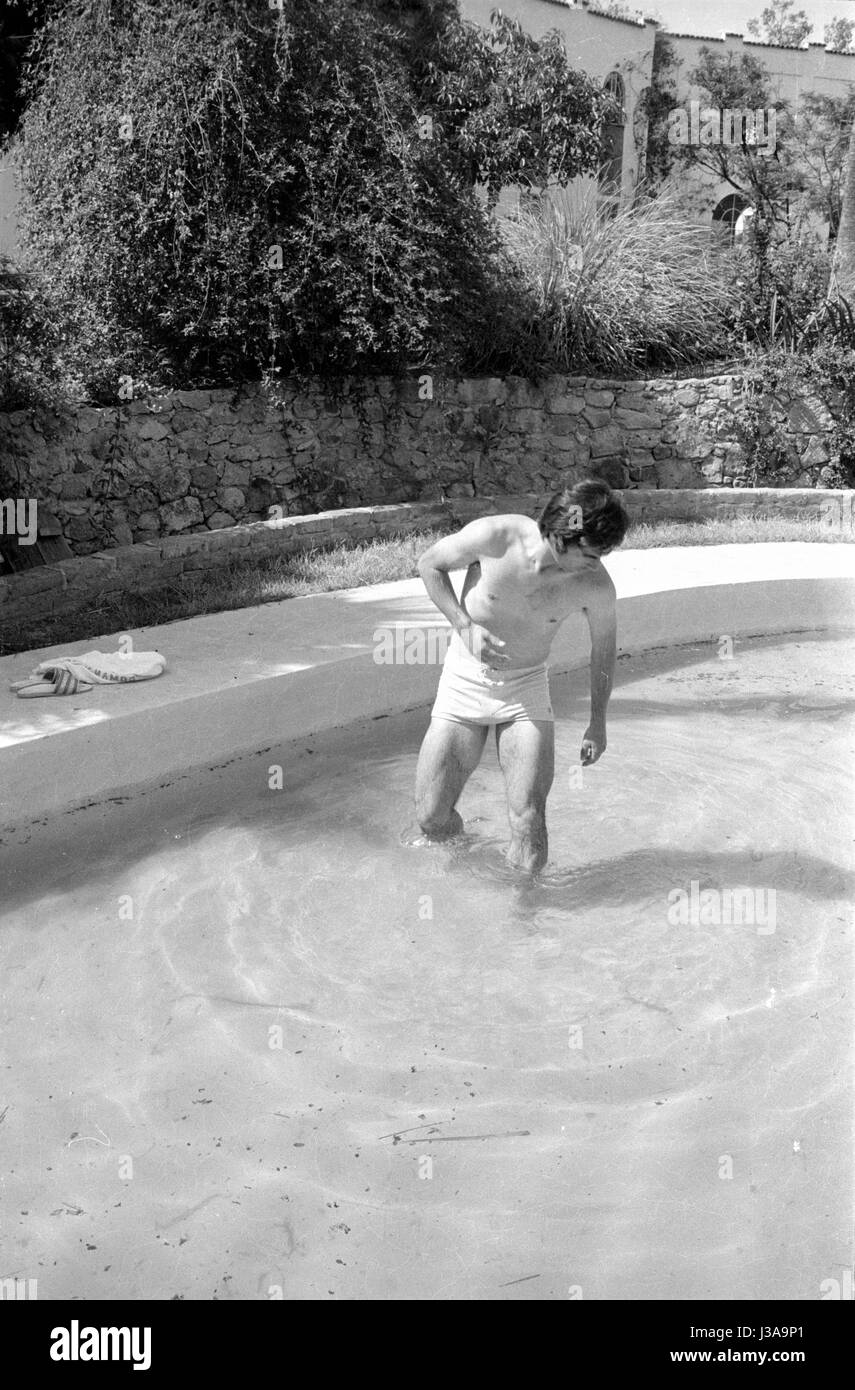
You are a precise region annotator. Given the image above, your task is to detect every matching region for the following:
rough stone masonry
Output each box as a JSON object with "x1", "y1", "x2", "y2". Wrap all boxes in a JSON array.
[{"x1": 0, "y1": 372, "x2": 836, "y2": 557}]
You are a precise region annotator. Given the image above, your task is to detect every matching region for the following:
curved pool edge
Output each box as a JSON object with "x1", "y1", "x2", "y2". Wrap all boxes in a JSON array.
[{"x1": 1, "y1": 543, "x2": 853, "y2": 833}]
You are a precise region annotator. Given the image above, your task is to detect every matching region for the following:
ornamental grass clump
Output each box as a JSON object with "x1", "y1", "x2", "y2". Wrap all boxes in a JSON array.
[{"x1": 500, "y1": 188, "x2": 739, "y2": 375}]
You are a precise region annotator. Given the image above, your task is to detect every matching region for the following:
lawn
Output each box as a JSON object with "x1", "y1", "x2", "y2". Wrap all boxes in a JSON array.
[{"x1": 1, "y1": 513, "x2": 849, "y2": 657}]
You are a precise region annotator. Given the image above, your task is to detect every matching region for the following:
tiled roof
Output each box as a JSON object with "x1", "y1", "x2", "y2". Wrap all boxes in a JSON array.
[
  {"x1": 583, "y1": 4, "x2": 646, "y2": 26},
  {"x1": 522, "y1": 3, "x2": 854, "y2": 52},
  {"x1": 533, "y1": 1, "x2": 646, "y2": 27},
  {"x1": 665, "y1": 30, "x2": 855, "y2": 56}
]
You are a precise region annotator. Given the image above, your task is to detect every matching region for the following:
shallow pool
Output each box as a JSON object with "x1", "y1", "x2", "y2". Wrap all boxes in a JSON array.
[{"x1": 1, "y1": 631, "x2": 852, "y2": 1300}]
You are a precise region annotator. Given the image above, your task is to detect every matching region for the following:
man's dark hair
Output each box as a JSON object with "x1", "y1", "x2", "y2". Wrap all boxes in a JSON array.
[{"x1": 538, "y1": 478, "x2": 629, "y2": 553}]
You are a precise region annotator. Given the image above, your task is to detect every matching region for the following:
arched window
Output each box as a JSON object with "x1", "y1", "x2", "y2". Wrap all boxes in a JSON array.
[
  {"x1": 712, "y1": 193, "x2": 751, "y2": 245},
  {"x1": 599, "y1": 72, "x2": 626, "y2": 203}
]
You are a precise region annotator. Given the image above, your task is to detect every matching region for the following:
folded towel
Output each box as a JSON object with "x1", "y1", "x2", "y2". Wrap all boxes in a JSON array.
[
  {"x1": 10, "y1": 649, "x2": 166, "y2": 697},
  {"x1": 32, "y1": 649, "x2": 166, "y2": 685}
]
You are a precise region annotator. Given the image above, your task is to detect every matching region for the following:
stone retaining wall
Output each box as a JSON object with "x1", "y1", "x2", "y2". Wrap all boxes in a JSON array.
[
  {"x1": 0, "y1": 373, "x2": 837, "y2": 560},
  {"x1": 1, "y1": 488, "x2": 851, "y2": 638}
]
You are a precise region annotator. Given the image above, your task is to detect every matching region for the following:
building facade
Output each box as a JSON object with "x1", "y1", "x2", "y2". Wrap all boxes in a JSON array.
[{"x1": 460, "y1": 0, "x2": 855, "y2": 227}]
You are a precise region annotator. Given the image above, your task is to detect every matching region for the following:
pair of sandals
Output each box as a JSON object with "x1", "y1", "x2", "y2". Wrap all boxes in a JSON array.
[{"x1": 9, "y1": 666, "x2": 92, "y2": 698}]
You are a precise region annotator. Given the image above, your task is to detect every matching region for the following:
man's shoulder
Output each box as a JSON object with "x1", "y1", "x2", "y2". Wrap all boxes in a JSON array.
[
  {"x1": 473, "y1": 512, "x2": 532, "y2": 526},
  {"x1": 476, "y1": 513, "x2": 536, "y2": 541},
  {"x1": 462, "y1": 513, "x2": 534, "y2": 556},
  {"x1": 584, "y1": 562, "x2": 617, "y2": 603}
]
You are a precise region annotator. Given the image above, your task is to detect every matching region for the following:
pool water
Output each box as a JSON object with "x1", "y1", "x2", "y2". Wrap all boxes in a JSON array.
[{"x1": 1, "y1": 632, "x2": 852, "y2": 1300}]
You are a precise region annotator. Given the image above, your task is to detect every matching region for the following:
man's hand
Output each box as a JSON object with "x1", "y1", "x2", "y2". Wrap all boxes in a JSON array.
[
  {"x1": 581, "y1": 723, "x2": 607, "y2": 765},
  {"x1": 458, "y1": 619, "x2": 508, "y2": 667}
]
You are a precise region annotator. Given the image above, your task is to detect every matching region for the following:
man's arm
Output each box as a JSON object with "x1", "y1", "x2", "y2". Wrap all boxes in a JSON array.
[
  {"x1": 417, "y1": 517, "x2": 510, "y2": 663},
  {"x1": 581, "y1": 573, "x2": 617, "y2": 765}
]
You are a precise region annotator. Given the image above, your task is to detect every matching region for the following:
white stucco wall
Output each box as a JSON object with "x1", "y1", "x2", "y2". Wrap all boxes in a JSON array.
[
  {"x1": 0, "y1": 160, "x2": 21, "y2": 258},
  {"x1": 460, "y1": 3, "x2": 855, "y2": 223},
  {"x1": 661, "y1": 31, "x2": 855, "y2": 231},
  {"x1": 669, "y1": 32, "x2": 855, "y2": 107}
]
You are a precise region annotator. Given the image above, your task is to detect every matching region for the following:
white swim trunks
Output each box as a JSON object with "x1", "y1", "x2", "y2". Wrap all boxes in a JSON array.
[{"x1": 431, "y1": 632, "x2": 554, "y2": 726}]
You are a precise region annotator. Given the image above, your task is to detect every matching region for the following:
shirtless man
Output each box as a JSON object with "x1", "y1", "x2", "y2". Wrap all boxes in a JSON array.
[{"x1": 414, "y1": 479, "x2": 629, "y2": 873}]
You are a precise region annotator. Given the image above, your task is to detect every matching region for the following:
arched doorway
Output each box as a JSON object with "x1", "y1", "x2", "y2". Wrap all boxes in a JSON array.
[{"x1": 712, "y1": 193, "x2": 751, "y2": 244}]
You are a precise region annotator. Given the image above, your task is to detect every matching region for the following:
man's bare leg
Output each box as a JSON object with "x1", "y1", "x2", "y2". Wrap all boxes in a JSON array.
[
  {"x1": 496, "y1": 719, "x2": 555, "y2": 873},
  {"x1": 415, "y1": 718, "x2": 488, "y2": 839}
]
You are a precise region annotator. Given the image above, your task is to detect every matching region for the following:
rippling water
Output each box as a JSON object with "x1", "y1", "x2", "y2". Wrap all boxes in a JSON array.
[{"x1": 1, "y1": 633, "x2": 852, "y2": 1299}]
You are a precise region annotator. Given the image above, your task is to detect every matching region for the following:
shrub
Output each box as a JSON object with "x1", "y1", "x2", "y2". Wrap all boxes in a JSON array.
[
  {"x1": 724, "y1": 214, "x2": 834, "y2": 350},
  {"x1": 11, "y1": 0, "x2": 605, "y2": 395},
  {"x1": 0, "y1": 251, "x2": 74, "y2": 412},
  {"x1": 500, "y1": 188, "x2": 739, "y2": 374},
  {"x1": 733, "y1": 339, "x2": 855, "y2": 488}
]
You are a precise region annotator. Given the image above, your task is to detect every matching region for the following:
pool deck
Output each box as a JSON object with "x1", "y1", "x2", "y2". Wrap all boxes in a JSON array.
[{"x1": 1, "y1": 542, "x2": 853, "y2": 833}]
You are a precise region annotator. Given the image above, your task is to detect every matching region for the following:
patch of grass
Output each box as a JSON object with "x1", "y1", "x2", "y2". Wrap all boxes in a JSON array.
[
  {"x1": 626, "y1": 513, "x2": 847, "y2": 548},
  {"x1": 1, "y1": 514, "x2": 848, "y2": 657}
]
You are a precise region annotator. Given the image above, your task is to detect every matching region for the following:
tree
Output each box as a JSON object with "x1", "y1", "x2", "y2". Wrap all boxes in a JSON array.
[
  {"x1": 637, "y1": 30, "x2": 681, "y2": 188},
  {"x1": 787, "y1": 90, "x2": 855, "y2": 238},
  {"x1": 12, "y1": 0, "x2": 608, "y2": 393},
  {"x1": 426, "y1": 10, "x2": 613, "y2": 206},
  {"x1": 824, "y1": 18, "x2": 855, "y2": 55},
  {"x1": 673, "y1": 48, "x2": 791, "y2": 227},
  {"x1": 835, "y1": 115, "x2": 855, "y2": 298},
  {"x1": 746, "y1": 1, "x2": 812, "y2": 47},
  {"x1": 672, "y1": 49, "x2": 853, "y2": 240}
]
